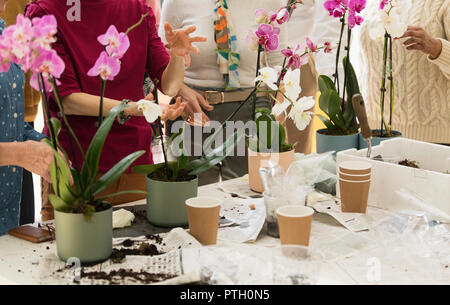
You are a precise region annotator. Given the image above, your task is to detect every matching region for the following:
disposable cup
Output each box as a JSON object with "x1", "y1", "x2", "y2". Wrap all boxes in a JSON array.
[
  {"x1": 339, "y1": 160, "x2": 372, "y2": 175},
  {"x1": 276, "y1": 205, "x2": 314, "y2": 246},
  {"x1": 186, "y1": 197, "x2": 222, "y2": 245},
  {"x1": 339, "y1": 178, "x2": 371, "y2": 213},
  {"x1": 338, "y1": 170, "x2": 371, "y2": 181}
]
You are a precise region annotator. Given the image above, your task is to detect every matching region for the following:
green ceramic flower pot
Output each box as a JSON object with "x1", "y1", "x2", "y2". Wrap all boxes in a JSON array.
[
  {"x1": 358, "y1": 129, "x2": 402, "y2": 149},
  {"x1": 54, "y1": 204, "x2": 112, "y2": 264},
  {"x1": 316, "y1": 128, "x2": 359, "y2": 154},
  {"x1": 146, "y1": 176, "x2": 198, "y2": 227}
]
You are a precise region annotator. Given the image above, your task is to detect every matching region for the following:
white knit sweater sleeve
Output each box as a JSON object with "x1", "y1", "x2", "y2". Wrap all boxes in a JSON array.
[{"x1": 428, "y1": 1, "x2": 450, "y2": 80}]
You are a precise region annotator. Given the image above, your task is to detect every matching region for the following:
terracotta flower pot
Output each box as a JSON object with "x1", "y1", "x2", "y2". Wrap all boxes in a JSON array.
[{"x1": 248, "y1": 148, "x2": 295, "y2": 193}]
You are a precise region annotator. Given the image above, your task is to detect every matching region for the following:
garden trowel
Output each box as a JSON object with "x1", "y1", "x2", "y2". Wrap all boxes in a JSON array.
[{"x1": 352, "y1": 94, "x2": 372, "y2": 158}]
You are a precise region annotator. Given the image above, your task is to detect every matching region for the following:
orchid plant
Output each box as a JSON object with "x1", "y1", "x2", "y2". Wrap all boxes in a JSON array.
[
  {"x1": 368, "y1": 0, "x2": 410, "y2": 136},
  {"x1": 317, "y1": 0, "x2": 366, "y2": 135},
  {"x1": 239, "y1": 1, "x2": 328, "y2": 153},
  {"x1": 133, "y1": 80, "x2": 244, "y2": 182},
  {"x1": 0, "y1": 14, "x2": 155, "y2": 216}
]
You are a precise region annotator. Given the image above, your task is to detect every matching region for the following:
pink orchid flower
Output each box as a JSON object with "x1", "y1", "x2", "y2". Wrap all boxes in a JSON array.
[
  {"x1": 274, "y1": 8, "x2": 290, "y2": 25},
  {"x1": 306, "y1": 37, "x2": 318, "y2": 53},
  {"x1": 31, "y1": 15, "x2": 57, "y2": 51},
  {"x1": 349, "y1": 0, "x2": 366, "y2": 14},
  {"x1": 87, "y1": 51, "x2": 121, "y2": 81},
  {"x1": 97, "y1": 25, "x2": 130, "y2": 59},
  {"x1": 324, "y1": 41, "x2": 336, "y2": 53},
  {"x1": 281, "y1": 44, "x2": 309, "y2": 69},
  {"x1": 30, "y1": 71, "x2": 60, "y2": 92},
  {"x1": 31, "y1": 49, "x2": 65, "y2": 79},
  {"x1": 379, "y1": 0, "x2": 389, "y2": 10},
  {"x1": 324, "y1": 0, "x2": 348, "y2": 18},
  {"x1": 0, "y1": 36, "x2": 13, "y2": 72},
  {"x1": 348, "y1": 11, "x2": 364, "y2": 29},
  {"x1": 256, "y1": 24, "x2": 280, "y2": 52}
]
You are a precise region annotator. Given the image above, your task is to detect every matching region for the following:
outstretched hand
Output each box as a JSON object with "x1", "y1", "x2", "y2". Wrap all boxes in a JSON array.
[
  {"x1": 161, "y1": 97, "x2": 187, "y2": 121},
  {"x1": 164, "y1": 23, "x2": 207, "y2": 67}
]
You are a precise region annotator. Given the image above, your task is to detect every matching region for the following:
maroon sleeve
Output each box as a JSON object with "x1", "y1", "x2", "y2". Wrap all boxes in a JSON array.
[
  {"x1": 145, "y1": 4, "x2": 170, "y2": 90},
  {"x1": 25, "y1": 3, "x2": 81, "y2": 98}
]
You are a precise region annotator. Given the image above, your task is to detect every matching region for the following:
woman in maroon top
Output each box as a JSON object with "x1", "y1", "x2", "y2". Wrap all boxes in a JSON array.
[{"x1": 25, "y1": 0, "x2": 205, "y2": 220}]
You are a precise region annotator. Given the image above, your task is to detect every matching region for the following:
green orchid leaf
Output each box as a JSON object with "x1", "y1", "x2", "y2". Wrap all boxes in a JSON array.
[
  {"x1": 343, "y1": 56, "x2": 359, "y2": 129},
  {"x1": 317, "y1": 114, "x2": 337, "y2": 132},
  {"x1": 319, "y1": 89, "x2": 341, "y2": 118},
  {"x1": 256, "y1": 113, "x2": 274, "y2": 150},
  {"x1": 318, "y1": 75, "x2": 337, "y2": 93},
  {"x1": 96, "y1": 190, "x2": 147, "y2": 202},
  {"x1": 188, "y1": 130, "x2": 243, "y2": 176},
  {"x1": 91, "y1": 150, "x2": 145, "y2": 196},
  {"x1": 48, "y1": 194, "x2": 70, "y2": 212},
  {"x1": 278, "y1": 123, "x2": 287, "y2": 148},
  {"x1": 132, "y1": 163, "x2": 165, "y2": 175},
  {"x1": 81, "y1": 101, "x2": 129, "y2": 188}
]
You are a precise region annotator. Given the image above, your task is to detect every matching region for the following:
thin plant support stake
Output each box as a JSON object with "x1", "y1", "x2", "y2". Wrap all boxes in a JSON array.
[
  {"x1": 388, "y1": 34, "x2": 394, "y2": 132},
  {"x1": 379, "y1": 31, "x2": 389, "y2": 136}
]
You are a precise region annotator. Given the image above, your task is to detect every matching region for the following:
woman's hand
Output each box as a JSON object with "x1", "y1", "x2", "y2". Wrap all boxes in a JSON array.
[
  {"x1": 399, "y1": 26, "x2": 443, "y2": 59},
  {"x1": 161, "y1": 97, "x2": 187, "y2": 121},
  {"x1": 16, "y1": 141, "x2": 58, "y2": 183},
  {"x1": 178, "y1": 84, "x2": 213, "y2": 126},
  {"x1": 164, "y1": 22, "x2": 207, "y2": 67}
]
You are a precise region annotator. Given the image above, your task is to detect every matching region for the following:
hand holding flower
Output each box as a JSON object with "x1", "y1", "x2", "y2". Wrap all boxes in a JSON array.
[
  {"x1": 164, "y1": 23, "x2": 206, "y2": 67},
  {"x1": 398, "y1": 26, "x2": 443, "y2": 60}
]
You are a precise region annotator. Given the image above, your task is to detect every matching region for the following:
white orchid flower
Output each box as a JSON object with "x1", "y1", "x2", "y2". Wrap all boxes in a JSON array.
[
  {"x1": 288, "y1": 96, "x2": 316, "y2": 131},
  {"x1": 282, "y1": 68, "x2": 301, "y2": 101},
  {"x1": 271, "y1": 99, "x2": 291, "y2": 117},
  {"x1": 369, "y1": 0, "x2": 410, "y2": 41},
  {"x1": 136, "y1": 99, "x2": 162, "y2": 123},
  {"x1": 255, "y1": 67, "x2": 279, "y2": 91}
]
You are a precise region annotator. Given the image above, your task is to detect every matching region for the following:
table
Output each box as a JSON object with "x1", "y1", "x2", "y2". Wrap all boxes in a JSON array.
[{"x1": 0, "y1": 180, "x2": 449, "y2": 285}]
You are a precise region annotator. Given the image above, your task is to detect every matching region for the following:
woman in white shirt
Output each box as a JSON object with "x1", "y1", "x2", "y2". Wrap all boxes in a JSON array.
[{"x1": 160, "y1": 0, "x2": 319, "y2": 185}]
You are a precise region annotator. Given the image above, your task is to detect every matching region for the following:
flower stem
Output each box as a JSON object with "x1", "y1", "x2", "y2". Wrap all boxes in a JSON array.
[
  {"x1": 152, "y1": 80, "x2": 170, "y2": 179},
  {"x1": 341, "y1": 26, "x2": 352, "y2": 111},
  {"x1": 380, "y1": 32, "x2": 389, "y2": 136},
  {"x1": 334, "y1": 14, "x2": 346, "y2": 95},
  {"x1": 125, "y1": 13, "x2": 149, "y2": 35},
  {"x1": 253, "y1": 45, "x2": 263, "y2": 119},
  {"x1": 98, "y1": 79, "x2": 106, "y2": 126},
  {"x1": 49, "y1": 78, "x2": 87, "y2": 197},
  {"x1": 388, "y1": 34, "x2": 394, "y2": 133}
]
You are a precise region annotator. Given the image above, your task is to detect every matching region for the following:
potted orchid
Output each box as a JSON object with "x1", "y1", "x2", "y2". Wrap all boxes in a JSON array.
[
  {"x1": 243, "y1": 2, "x2": 326, "y2": 192},
  {"x1": 360, "y1": 0, "x2": 409, "y2": 148},
  {"x1": 133, "y1": 85, "x2": 242, "y2": 227},
  {"x1": 316, "y1": 0, "x2": 367, "y2": 154},
  {"x1": 0, "y1": 14, "x2": 151, "y2": 264}
]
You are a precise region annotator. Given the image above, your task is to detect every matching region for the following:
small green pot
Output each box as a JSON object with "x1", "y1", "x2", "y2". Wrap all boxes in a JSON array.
[
  {"x1": 54, "y1": 205, "x2": 112, "y2": 264},
  {"x1": 146, "y1": 176, "x2": 198, "y2": 227},
  {"x1": 316, "y1": 128, "x2": 359, "y2": 154},
  {"x1": 358, "y1": 129, "x2": 402, "y2": 149}
]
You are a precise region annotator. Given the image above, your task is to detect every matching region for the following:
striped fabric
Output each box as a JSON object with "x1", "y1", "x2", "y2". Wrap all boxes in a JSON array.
[{"x1": 214, "y1": 0, "x2": 240, "y2": 90}]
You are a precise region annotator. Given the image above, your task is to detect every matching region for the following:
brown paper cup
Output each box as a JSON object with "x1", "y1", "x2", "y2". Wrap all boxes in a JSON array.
[
  {"x1": 276, "y1": 205, "x2": 314, "y2": 246},
  {"x1": 338, "y1": 170, "x2": 371, "y2": 181},
  {"x1": 339, "y1": 160, "x2": 372, "y2": 175},
  {"x1": 186, "y1": 197, "x2": 222, "y2": 245},
  {"x1": 339, "y1": 178, "x2": 371, "y2": 213}
]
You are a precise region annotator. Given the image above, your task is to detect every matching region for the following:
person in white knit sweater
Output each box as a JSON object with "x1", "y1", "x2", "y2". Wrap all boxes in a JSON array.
[{"x1": 355, "y1": 0, "x2": 450, "y2": 144}]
